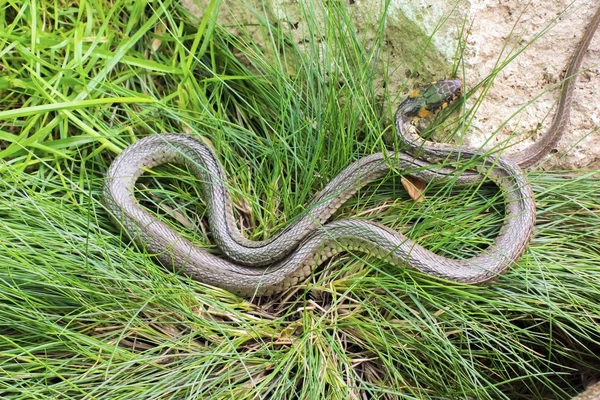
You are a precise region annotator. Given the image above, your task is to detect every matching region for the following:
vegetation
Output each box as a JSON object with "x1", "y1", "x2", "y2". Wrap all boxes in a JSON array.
[{"x1": 0, "y1": 0, "x2": 598, "y2": 398}]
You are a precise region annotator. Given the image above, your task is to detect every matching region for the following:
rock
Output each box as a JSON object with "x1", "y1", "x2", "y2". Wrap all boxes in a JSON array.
[{"x1": 573, "y1": 381, "x2": 600, "y2": 400}]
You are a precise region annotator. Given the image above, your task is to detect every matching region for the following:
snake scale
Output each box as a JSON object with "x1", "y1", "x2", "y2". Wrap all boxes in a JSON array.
[{"x1": 104, "y1": 5, "x2": 599, "y2": 297}]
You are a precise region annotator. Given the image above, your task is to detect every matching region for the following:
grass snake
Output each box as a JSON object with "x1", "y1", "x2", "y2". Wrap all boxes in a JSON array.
[{"x1": 104, "y1": 6, "x2": 599, "y2": 297}]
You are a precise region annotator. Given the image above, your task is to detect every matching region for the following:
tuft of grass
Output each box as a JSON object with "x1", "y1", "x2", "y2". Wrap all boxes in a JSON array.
[{"x1": 1, "y1": 0, "x2": 599, "y2": 399}]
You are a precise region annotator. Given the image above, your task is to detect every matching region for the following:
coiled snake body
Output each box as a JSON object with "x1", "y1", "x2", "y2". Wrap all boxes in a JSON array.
[{"x1": 104, "y1": 6, "x2": 599, "y2": 297}]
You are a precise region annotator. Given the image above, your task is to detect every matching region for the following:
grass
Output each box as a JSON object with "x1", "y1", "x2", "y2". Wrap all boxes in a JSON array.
[{"x1": 1, "y1": 0, "x2": 599, "y2": 398}]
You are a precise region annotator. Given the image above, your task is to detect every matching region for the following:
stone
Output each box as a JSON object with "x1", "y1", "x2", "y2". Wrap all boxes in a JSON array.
[{"x1": 572, "y1": 381, "x2": 600, "y2": 400}]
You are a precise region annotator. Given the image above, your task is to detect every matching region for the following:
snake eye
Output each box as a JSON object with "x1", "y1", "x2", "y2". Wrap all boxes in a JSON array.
[
  {"x1": 396, "y1": 79, "x2": 462, "y2": 121},
  {"x1": 421, "y1": 80, "x2": 462, "y2": 112}
]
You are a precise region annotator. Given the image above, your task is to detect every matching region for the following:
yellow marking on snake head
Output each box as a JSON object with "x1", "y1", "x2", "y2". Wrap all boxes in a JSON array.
[
  {"x1": 418, "y1": 107, "x2": 431, "y2": 118},
  {"x1": 409, "y1": 89, "x2": 421, "y2": 98},
  {"x1": 441, "y1": 102, "x2": 449, "y2": 109}
]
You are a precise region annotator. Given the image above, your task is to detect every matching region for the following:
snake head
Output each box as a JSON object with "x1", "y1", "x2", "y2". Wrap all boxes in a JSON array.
[{"x1": 396, "y1": 79, "x2": 462, "y2": 122}]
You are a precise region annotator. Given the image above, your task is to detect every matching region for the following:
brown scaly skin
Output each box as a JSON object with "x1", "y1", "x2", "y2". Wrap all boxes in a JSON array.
[{"x1": 104, "y1": 77, "x2": 535, "y2": 297}]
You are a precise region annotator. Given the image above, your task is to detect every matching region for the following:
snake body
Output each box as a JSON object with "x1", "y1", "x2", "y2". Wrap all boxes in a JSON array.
[{"x1": 104, "y1": 6, "x2": 599, "y2": 297}]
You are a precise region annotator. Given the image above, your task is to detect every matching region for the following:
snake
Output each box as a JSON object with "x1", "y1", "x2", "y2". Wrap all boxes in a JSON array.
[{"x1": 104, "y1": 5, "x2": 599, "y2": 297}]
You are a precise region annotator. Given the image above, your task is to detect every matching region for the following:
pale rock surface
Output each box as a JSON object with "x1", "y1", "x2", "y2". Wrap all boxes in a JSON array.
[
  {"x1": 572, "y1": 381, "x2": 600, "y2": 400},
  {"x1": 460, "y1": 0, "x2": 599, "y2": 170},
  {"x1": 180, "y1": 0, "x2": 599, "y2": 168}
]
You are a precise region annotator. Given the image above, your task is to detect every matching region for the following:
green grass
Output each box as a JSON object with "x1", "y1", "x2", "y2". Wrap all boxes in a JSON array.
[{"x1": 1, "y1": 0, "x2": 599, "y2": 399}]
